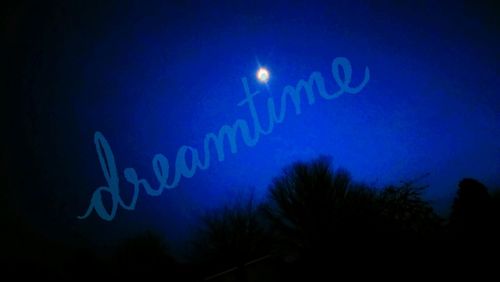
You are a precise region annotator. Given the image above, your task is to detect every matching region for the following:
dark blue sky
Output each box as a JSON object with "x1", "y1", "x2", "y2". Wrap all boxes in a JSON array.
[{"x1": 6, "y1": 0, "x2": 499, "y2": 250}]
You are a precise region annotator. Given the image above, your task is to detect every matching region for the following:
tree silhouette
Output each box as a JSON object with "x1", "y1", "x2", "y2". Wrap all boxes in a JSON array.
[
  {"x1": 111, "y1": 232, "x2": 184, "y2": 281},
  {"x1": 491, "y1": 189, "x2": 500, "y2": 240},
  {"x1": 378, "y1": 177, "x2": 442, "y2": 240},
  {"x1": 262, "y1": 156, "x2": 443, "y2": 273},
  {"x1": 449, "y1": 178, "x2": 493, "y2": 240},
  {"x1": 262, "y1": 157, "x2": 381, "y2": 262},
  {"x1": 192, "y1": 195, "x2": 272, "y2": 280}
]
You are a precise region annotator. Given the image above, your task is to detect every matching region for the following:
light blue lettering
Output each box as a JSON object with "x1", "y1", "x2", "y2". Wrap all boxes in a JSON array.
[{"x1": 79, "y1": 57, "x2": 370, "y2": 221}]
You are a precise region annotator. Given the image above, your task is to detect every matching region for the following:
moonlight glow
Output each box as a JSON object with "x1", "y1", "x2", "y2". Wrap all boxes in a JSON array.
[{"x1": 256, "y1": 67, "x2": 270, "y2": 83}]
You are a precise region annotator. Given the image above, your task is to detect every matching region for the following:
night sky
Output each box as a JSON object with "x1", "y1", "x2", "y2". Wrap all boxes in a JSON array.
[{"x1": 4, "y1": 0, "x2": 499, "y2": 253}]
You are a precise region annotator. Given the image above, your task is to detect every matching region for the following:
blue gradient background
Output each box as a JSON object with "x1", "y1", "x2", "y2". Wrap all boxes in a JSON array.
[{"x1": 9, "y1": 1, "x2": 499, "y2": 252}]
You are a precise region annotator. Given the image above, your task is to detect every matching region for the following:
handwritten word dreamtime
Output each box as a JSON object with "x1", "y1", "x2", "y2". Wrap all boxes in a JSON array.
[{"x1": 78, "y1": 57, "x2": 370, "y2": 221}]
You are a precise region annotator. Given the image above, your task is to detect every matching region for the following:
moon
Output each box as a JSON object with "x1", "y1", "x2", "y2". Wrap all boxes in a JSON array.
[{"x1": 256, "y1": 67, "x2": 270, "y2": 83}]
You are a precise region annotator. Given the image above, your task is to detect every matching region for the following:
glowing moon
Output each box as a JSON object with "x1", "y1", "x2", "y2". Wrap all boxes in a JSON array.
[{"x1": 256, "y1": 67, "x2": 270, "y2": 83}]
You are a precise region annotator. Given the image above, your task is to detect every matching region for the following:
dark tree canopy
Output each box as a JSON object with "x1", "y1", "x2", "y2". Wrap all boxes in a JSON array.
[{"x1": 449, "y1": 178, "x2": 494, "y2": 238}]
